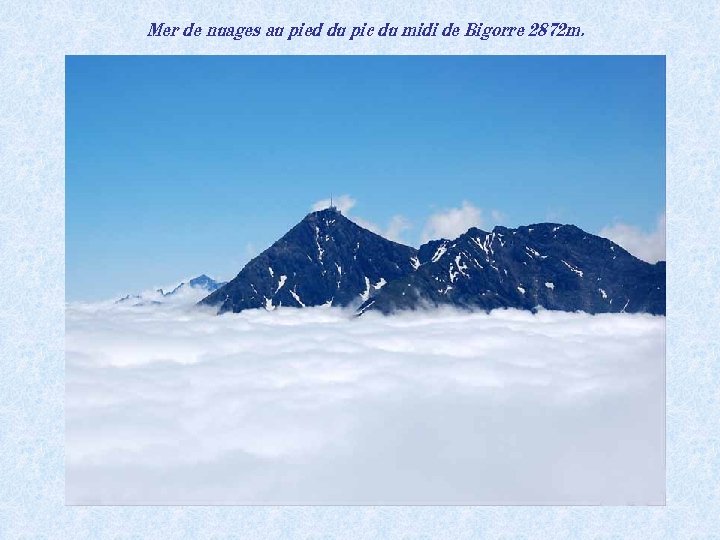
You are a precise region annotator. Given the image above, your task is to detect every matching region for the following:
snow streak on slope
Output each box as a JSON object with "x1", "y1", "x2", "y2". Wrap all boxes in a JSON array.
[{"x1": 66, "y1": 303, "x2": 664, "y2": 505}]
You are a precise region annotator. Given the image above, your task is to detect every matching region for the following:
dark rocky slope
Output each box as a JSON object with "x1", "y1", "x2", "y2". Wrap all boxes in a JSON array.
[
  {"x1": 358, "y1": 223, "x2": 665, "y2": 316},
  {"x1": 200, "y1": 208, "x2": 418, "y2": 313}
]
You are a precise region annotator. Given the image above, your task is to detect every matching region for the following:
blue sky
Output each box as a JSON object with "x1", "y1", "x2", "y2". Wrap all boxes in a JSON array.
[{"x1": 67, "y1": 55, "x2": 665, "y2": 301}]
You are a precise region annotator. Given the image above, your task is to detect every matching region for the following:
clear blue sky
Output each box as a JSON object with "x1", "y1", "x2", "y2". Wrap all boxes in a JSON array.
[{"x1": 67, "y1": 55, "x2": 665, "y2": 301}]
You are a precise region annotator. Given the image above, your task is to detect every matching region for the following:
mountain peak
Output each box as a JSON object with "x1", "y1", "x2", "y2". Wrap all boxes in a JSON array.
[
  {"x1": 197, "y1": 209, "x2": 664, "y2": 317},
  {"x1": 359, "y1": 222, "x2": 665, "y2": 316},
  {"x1": 116, "y1": 274, "x2": 226, "y2": 306},
  {"x1": 200, "y1": 210, "x2": 418, "y2": 313},
  {"x1": 463, "y1": 226, "x2": 488, "y2": 237},
  {"x1": 187, "y1": 274, "x2": 220, "y2": 288},
  {"x1": 306, "y1": 206, "x2": 343, "y2": 220}
]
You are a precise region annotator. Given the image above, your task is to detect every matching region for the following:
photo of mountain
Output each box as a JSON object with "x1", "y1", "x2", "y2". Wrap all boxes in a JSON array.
[
  {"x1": 198, "y1": 206, "x2": 664, "y2": 316},
  {"x1": 66, "y1": 55, "x2": 665, "y2": 505}
]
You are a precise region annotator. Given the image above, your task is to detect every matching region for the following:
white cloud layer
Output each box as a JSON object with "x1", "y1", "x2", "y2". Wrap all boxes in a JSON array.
[
  {"x1": 421, "y1": 201, "x2": 485, "y2": 242},
  {"x1": 599, "y1": 213, "x2": 666, "y2": 263},
  {"x1": 66, "y1": 303, "x2": 664, "y2": 505}
]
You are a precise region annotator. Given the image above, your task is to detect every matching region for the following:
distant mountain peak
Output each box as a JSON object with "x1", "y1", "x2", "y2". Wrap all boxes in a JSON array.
[
  {"x1": 166, "y1": 274, "x2": 226, "y2": 297},
  {"x1": 186, "y1": 274, "x2": 220, "y2": 289},
  {"x1": 116, "y1": 274, "x2": 226, "y2": 306}
]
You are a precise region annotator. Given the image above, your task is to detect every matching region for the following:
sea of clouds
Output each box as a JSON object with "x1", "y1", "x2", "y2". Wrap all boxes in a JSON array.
[{"x1": 66, "y1": 303, "x2": 665, "y2": 504}]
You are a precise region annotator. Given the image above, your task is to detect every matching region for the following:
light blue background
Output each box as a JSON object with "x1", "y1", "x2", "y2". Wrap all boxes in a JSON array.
[{"x1": 1, "y1": 0, "x2": 718, "y2": 537}]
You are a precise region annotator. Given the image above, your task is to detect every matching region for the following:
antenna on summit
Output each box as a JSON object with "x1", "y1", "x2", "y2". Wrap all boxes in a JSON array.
[{"x1": 329, "y1": 193, "x2": 337, "y2": 212}]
